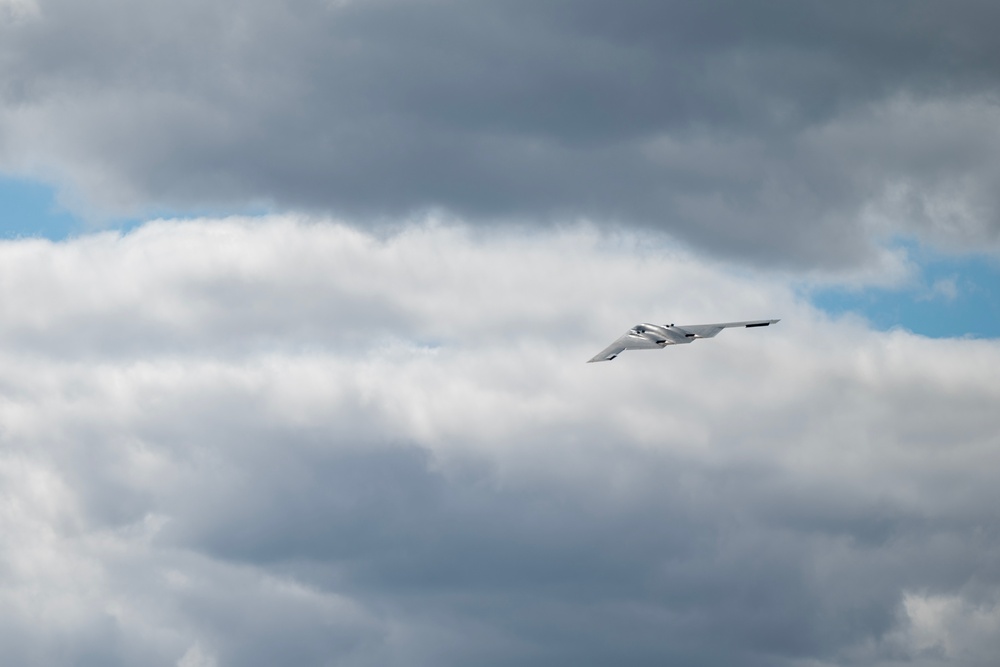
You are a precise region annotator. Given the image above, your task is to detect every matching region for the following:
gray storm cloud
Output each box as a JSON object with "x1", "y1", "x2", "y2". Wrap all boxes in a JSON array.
[
  {"x1": 0, "y1": 217, "x2": 997, "y2": 666},
  {"x1": 2, "y1": 0, "x2": 1000, "y2": 265}
]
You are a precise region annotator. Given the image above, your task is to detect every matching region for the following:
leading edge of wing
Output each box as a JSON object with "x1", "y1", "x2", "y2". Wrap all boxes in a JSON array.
[
  {"x1": 588, "y1": 329, "x2": 666, "y2": 362},
  {"x1": 587, "y1": 335, "x2": 630, "y2": 363}
]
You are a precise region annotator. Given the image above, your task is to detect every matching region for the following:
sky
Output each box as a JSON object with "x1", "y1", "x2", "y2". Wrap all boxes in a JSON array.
[{"x1": 0, "y1": 1, "x2": 999, "y2": 666}]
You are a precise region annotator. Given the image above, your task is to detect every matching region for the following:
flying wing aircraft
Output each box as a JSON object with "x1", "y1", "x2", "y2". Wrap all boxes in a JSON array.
[{"x1": 588, "y1": 319, "x2": 779, "y2": 362}]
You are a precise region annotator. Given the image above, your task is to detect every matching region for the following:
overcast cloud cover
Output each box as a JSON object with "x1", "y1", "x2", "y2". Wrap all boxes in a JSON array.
[
  {"x1": 1, "y1": 1, "x2": 1000, "y2": 666},
  {"x1": 3, "y1": 0, "x2": 1000, "y2": 265}
]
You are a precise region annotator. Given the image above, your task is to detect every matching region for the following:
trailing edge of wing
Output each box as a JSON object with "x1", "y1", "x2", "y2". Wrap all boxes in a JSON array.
[{"x1": 672, "y1": 319, "x2": 779, "y2": 338}]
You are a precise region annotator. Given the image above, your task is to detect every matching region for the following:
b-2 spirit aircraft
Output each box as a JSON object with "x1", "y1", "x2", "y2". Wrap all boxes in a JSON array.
[{"x1": 588, "y1": 319, "x2": 779, "y2": 362}]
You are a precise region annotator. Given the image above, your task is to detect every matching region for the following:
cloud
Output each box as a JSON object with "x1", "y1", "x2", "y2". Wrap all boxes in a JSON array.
[
  {"x1": 178, "y1": 644, "x2": 217, "y2": 667},
  {"x1": 894, "y1": 592, "x2": 1000, "y2": 662},
  {"x1": 0, "y1": 216, "x2": 997, "y2": 665},
  {"x1": 919, "y1": 275, "x2": 960, "y2": 302},
  {"x1": 2, "y1": 1, "x2": 1000, "y2": 266},
  {"x1": 0, "y1": 0, "x2": 37, "y2": 22}
]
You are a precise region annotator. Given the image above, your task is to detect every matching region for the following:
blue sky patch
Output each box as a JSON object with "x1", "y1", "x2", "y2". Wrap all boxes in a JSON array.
[
  {"x1": 0, "y1": 176, "x2": 84, "y2": 239},
  {"x1": 810, "y1": 244, "x2": 1000, "y2": 339},
  {"x1": 0, "y1": 175, "x2": 272, "y2": 240}
]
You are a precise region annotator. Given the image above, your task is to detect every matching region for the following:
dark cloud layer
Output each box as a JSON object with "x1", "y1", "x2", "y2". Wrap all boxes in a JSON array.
[{"x1": 3, "y1": 1, "x2": 1000, "y2": 264}]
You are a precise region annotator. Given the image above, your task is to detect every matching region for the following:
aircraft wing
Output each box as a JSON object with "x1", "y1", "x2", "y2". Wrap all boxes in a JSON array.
[
  {"x1": 671, "y1": 319, "x2": 779, "y2": 339},
  {"x1": 587, "y1": 332, "x2": 662, "y2": 363}
]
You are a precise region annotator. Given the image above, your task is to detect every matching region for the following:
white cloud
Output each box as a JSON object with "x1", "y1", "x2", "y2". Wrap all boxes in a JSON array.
[
  {"x1": 0, "y1": 0, "x2": 38, "y2": 23},
  {"x1": 919, "y1": 276, "x2": 960, "y2": 302},
  {"x1": 880, "y1": 592, "x2": 1000, "y2": 665},
  {"x1": 178, "y1": 643, "x2": 217, "y2": 667},
  {"x1": 0, "y1": 216, "x2": 997, "y2": 665}
]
